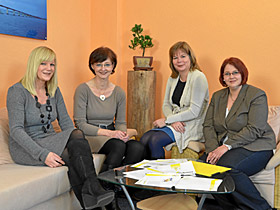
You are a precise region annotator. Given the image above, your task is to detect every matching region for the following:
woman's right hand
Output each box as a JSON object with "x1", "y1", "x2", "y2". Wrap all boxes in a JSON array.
[
  {"x1": 45, "y1": 152, "x2": 65, "y2": 168},
  {"x1": 153, "y1": 118, "x2": 166, "y2": 128}
]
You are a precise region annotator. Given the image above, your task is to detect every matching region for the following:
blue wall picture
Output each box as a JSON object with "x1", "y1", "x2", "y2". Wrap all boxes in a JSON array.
[{"x1": 0, "y1": 0, "x2": 47, "y2": 40}]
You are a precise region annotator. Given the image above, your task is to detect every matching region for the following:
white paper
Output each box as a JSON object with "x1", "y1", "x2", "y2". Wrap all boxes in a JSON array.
[
  {"x1": 131, "y1": 159, "x2": 189, "y2": 169},
  {"x1": 135, "y1": 174, "x2": 181, "y2": 188},
  {"x1": 123, "y1": 170, "x2": 147, "y2": 180},
  {"x1": 175, "y1": 176, "x2": 223, "y2": 191},
  {"x1": 128, "y1": 160, "x2": 222, "y2": 191}
]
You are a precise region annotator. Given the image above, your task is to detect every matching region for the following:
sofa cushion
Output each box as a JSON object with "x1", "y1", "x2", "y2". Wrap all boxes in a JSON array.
[
  {"x1": 250, "y1": 168, "x2": 275, "y2": 185},
  {"x1": 268, "y1": 106, "x2": 280, "y2": 148},
  {"x1": 0, "y1": 164, "x2": 70, "y2": 210},
  {"x1": 0, "y1": 108, "x2": 14, "y2": 165}
]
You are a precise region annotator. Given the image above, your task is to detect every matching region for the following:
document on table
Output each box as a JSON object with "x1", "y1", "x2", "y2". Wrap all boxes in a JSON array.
[
  {"x1": 131, "y1": 159, "x2": 189, "y2": 169},
  {"x1": 175, "y1": 176, "x2": 222, "y2": 191},
  {"x1": 125, "y1": 159, "x2": 228, "y2": 191},
  {"x1": 135, "y1": 174, "x2": 182, "y2": 188},
  {"x1": 134, "y1": 174, "x2": 222, "y2": 191}
]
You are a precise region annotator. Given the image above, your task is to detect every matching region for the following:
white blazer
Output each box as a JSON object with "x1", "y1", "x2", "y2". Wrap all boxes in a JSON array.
[{"x1": 163, "y1": 70, "x2": 209, "y2": 153}]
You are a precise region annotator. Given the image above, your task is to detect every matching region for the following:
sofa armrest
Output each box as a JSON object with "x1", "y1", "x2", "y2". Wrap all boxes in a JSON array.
[
  {"x1": 266, "y1": 149, "x2": 280, "y2": 170},
  {"x1": 127, "y1": 128, "x2": 137, "y2": 138}
]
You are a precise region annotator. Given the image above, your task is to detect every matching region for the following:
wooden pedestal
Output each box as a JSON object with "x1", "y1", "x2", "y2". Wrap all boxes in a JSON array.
[{"x1": 127, "y1": 70, "x2": 156, "y2": 138}]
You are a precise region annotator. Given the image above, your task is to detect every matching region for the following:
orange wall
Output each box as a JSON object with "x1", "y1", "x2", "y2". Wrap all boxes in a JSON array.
[
  {"x1": 92, "y1": 0, "x2": 280, "y2": 119},
  {"x1": 0, "y1": 0, "x2": 279, "y2": 121},
  {"x1": 0, "y1": 0, "x2": 92, "y2": 117}
]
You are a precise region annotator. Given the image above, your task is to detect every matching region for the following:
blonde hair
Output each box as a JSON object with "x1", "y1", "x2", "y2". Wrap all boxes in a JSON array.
[
  {"x1": 169, "y1": 41, "x2": 201, "y2": 78},
  {"x1": 21, "y1": 46, "x2": 58, "y2": 97}
]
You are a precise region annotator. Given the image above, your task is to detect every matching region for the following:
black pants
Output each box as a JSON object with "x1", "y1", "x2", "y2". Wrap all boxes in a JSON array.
[{"x1": 98, "y1": 138, "x2": 144, "y2": 172}]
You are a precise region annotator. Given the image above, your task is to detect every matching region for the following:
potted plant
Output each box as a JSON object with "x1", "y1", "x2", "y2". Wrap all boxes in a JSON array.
[{"x1": 129, "y1": 24, "x2": 154, "y2": 71}]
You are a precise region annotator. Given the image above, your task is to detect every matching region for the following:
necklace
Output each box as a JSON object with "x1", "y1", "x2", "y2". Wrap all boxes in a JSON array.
[
  {"x1": 100, "y1": 94, "x2": 106, "y2": 101},
  {"x1": 34, "y1": 88, "x2": 52, "y2": 133},
  {"x1": 91, "y1": 79, "x2": 109, "y2": 101}
]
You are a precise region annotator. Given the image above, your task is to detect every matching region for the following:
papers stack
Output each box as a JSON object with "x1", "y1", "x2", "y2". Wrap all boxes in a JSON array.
[{"x1": 123, "y1": 159, "x2": 231, "y2": 192}]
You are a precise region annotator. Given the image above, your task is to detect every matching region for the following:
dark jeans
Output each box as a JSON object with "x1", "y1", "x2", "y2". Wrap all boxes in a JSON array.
[
  {"x1": 140, "y1": 130, "x2": 173, "y2": 159},
  {"x1": 200, "y1": 148, "x2": 273, "y2": 210},
  {"x1": 98, "y1": 138, "x2": 145, "y2": 171}
]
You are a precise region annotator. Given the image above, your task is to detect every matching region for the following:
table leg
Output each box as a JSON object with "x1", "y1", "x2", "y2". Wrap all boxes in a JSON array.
[
  {"x1": 197, "y1": 194, "x2": 206, "y2": 210},
  {"x1": 118, "y1": 178, "x2": 135, "y2": 210}
]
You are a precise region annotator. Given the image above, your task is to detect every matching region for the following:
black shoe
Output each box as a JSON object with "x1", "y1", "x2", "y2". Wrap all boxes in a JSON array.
[
  {"x1": 82, "y1": 179, "x2": 115, "y2": 209},
  {"x1": 105, "y1": 198, "x2": 121, "y2": 210},
  {"x1": 100, "y1": 180, "x2": 122, "y2": 193},
  {"x1": 132, "y1": 189, "x2": 160, "y2": 201}
]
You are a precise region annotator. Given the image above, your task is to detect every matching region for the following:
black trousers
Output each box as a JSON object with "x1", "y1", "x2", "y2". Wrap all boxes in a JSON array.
[{"x1": 98, "y1": 138, "x2": 145, "y2": 172}]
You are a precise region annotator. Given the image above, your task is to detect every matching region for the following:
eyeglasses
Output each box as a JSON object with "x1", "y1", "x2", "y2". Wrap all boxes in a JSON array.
[
  {"x1": 95, "y1": 63, "x2": 112, "y2": 68},
  {"x1": 224, "y1": 71, "x2": 240, "y2": 77}
]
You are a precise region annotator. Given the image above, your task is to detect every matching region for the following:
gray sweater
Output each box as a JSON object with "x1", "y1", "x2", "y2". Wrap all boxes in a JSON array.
[
  {"x1": 73, "y1": 83, "x2": 127, "y2": 136},
  {"x1": 7, "y1": 83, "x2": 74, "y2": 165}
]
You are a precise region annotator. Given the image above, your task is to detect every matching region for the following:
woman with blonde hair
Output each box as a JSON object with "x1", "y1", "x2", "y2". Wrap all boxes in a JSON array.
[{"x1": 7, "y1": 46, "x2": 114, "y2": 210}]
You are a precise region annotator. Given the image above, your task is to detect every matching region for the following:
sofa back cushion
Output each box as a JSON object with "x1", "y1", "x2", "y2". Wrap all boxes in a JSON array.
[
  {"x1": 267, "y1": 106, "x2": 280, "y2": 151},
  {"x1": 0, "y1": 107, "x2": 14, "y2": 164},
  {"x1": 0, "y1": 105, "x2": 279, "y2": 165},
  {"x1": 0, "y1": 107, "x2": 62, "y2": 165}
]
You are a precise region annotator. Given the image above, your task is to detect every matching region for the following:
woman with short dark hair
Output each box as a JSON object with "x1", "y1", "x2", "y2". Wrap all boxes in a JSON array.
[{"x1": 74, "y1": 46, "x2": 144, "y2": 173}]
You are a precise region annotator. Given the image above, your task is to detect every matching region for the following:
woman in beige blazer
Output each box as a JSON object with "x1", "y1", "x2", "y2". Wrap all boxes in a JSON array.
[
  {"x1": 140, "y1": 41, "x2": 209, "y2": 159},
  {"x1": 203, "y1": 57, "x2": 276, "y2": 210}
]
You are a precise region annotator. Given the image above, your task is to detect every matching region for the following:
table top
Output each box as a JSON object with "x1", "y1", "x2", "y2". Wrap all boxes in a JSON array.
[{"x1": 97, "y1": 165, "x2": 235, "y2": 195}]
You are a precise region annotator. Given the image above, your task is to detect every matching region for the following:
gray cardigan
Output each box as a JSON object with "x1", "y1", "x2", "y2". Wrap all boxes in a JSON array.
[
  {"x1": 163, "y1": 70, "x2": 209, "y2": 153},
  {"x1": 203, "y1": 84, "x2": 276, "y2": 153},
  {"x1": 7, "y1": 83, "x2": 74, "y2": 166}
]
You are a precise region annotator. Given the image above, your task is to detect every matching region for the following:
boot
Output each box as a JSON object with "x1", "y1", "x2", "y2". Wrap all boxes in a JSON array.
[
  {"x1": 105, "y1": 198, "x2": 120, "y2": 210},
  {"x1": 72, "y1": 155, "x2": 114, "y2": 209},
  {"x1": 67, "y1": 131, "x2": 114, "y2": 209}
]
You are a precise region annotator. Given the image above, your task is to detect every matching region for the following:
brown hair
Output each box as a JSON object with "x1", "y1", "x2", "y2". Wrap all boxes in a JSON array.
[
  {"x1": 89, "y1": 47, "x2": 117, "y2": 75},
  {"x1": 169, "y1": 41, "x2": 201, "y2": 78},
  {"x1": 219, "y1": 57, "x2": 248, "y2": 87}
]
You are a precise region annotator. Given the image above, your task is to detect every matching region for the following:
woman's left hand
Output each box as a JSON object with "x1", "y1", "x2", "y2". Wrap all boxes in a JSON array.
[
  {"x1": 119, "y1": 132, "x2": 130, "y2": 142},
  {"x1": 171, "y1": 122, "x2": 186, "y2": 133},
  {"x1": 206, "y1": 145, "x2": 229, "y2": 165}
]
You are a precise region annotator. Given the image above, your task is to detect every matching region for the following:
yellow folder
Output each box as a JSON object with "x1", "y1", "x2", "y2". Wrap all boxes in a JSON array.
[{"x1": 191, "y1": 161, "x2": 231, "y2": 177}]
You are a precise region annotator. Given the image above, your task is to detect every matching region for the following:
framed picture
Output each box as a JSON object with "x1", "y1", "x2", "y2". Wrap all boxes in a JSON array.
[{"x1": 0, "y1": 0, "x2": 47, "y2": 40}]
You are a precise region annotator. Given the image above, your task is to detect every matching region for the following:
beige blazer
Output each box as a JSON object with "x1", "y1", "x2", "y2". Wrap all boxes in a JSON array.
[
  {"x1": 203, "y1": 84, "x2": 276, "y2": 153},
  {"x1": 163, "y1": 70, "x2": 209, "y2": 153}
]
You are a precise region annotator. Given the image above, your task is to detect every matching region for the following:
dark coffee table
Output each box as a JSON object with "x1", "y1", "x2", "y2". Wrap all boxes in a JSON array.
[{"x1": 98, "y1": 165, "x2": 234, "y2": 210}]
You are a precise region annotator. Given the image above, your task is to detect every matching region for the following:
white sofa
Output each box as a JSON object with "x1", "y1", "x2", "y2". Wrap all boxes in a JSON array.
[{"x1": 0, "y1": 107, "x2": 107, "y2": 210}]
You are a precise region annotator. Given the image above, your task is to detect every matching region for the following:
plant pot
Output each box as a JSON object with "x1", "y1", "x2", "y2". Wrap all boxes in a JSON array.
[{"x1": 133, "y1": 56, "x2": 153, "y2": 71}]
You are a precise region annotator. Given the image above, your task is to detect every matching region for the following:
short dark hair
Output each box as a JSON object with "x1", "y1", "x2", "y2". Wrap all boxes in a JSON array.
[
  {"x1": 89, "y1": 47, "x2": 117, "y2": 75},
  {"x1": 219, "y1": 57, "x2": 248, "y2": 87}
]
